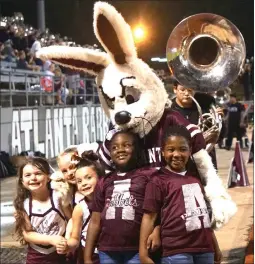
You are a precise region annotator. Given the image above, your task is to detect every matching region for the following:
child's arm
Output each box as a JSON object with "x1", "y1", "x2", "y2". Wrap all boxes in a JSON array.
[
  {"x1": 139, "y1": 212, "x2": 158, "y2": 264},
  {"x1": 65, "y1": 218, "x2": 73, "y2": 240},
  {"x1": 147, "y1": 225, "x2": 161, "y2": 252},
  {"x1": 61, "y1": 203, "x2": 73, "y2": 220},
  {"x1": 84, "y1": 212, "x2": 101, "y2": 264},
  {"x1": 212, "y1": 231, "x2": 223, "y2": 264},
  {"x1": 20, "y1": 211, "x2": 67, "y2": 249},
  {"x1": 66, "y1": 204, "x2": 83, "y2": 250},
  {"x1": 23, "y1": 230, "x2": 66, "y2": 247}
]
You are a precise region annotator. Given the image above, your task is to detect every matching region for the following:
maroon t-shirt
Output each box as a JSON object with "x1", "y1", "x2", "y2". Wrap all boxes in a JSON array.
[
  {"x1": 99, "y1": 108, "x2": 205, "y2": 170},
  {"x1": 143, "y1": 168, "x2": 214, "y2": 257},
  {"x1": 90, "y1": 167, "x2": 157, "y2": 251}
]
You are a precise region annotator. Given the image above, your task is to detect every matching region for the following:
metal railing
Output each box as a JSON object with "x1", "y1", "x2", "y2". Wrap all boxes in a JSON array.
[{"x1": 0, "y1": 65, "x2": 99, "y2": 107}]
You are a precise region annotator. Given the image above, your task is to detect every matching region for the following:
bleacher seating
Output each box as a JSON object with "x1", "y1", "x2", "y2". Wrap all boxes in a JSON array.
[{"x1": 0, "y1": 12, "x2": 102, "y2": 107}]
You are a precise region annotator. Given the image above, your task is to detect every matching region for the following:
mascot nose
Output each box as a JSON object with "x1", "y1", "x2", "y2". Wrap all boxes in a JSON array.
[{"x1": 115, "y1": 111, "x2": 131, "y2": 125}]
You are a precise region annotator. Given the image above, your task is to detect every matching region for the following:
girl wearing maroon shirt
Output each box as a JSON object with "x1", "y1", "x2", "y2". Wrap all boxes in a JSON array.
[
  {"x1": 84, "y1": 131, "x2": 160, "y2": 264},
  {"x1": 140, "y1": 125, "x2": 222, "y2": 264}
]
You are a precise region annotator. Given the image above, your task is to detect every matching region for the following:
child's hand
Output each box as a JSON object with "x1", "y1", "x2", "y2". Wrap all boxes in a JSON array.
[
  {"x1": 214, "y1": 249, "x2": 223, "y2": 264},
  {"x1": 84, "y1": 258, "x2": 93, "y2": 264},
  {"x1": 140, "y1": 256, "x2": 155, "y2": 264},
  {"x1": 147, "y1": 226, "x2": 161, "y2": 252},
  {"x1": 50, "y1": 235, "x2": 67, "y2": 247},
  {"x1": 56, "y1": 238, "x2": 68, "y2": 255}
]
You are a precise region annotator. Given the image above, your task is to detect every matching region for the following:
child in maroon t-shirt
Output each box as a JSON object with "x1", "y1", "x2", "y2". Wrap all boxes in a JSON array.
[
  {"x1": 84, "y1": 131, "x2": 160, "y2": 264},
  {"x1": 140, "y1": 125, "x2": 222, "y2": 264}
]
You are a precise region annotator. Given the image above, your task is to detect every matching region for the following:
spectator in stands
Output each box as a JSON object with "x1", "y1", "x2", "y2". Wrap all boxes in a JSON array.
[
  {"x1": 30, "y1": 33, "x2": 43, "y2": 66},
  {"x1": 44, "y1": 60, "x2": 54, "y2": 74},
  {"x1": 0, "y1": 42, "x2": 6, "y2": 60},
  {"x1": 14, "y1": 49, "x2": 19, "y2": 59},
  {"x1": 30, "y1": 33, "x2": 41, "y2": 54},
  {"x1": 43, "y1": 60, "x2": 64, "y2": 105},
  {"x1": 55, "y1": 67, "x2": 69, "y2": 104},
  {"x1": 2, "y1": 39, "x2": 16, "y2": 62},
  {"x1": 0, "y1": 25, "x2": 15, "y2": 44},
  {"x1": 17, "y1": 50, "x2": 40, "y2": 71},
  {"x1": 26, "y1": 53, "x2": 36, "y2": 67}
]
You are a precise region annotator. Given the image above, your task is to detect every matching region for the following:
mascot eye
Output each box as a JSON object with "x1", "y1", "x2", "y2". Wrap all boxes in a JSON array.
[
  {"x1": 126, "y1": 95, "x2": 134, "y2": 104},
  {"x1": 125, "y1": 87, "x2": 140, "y2": 105}
]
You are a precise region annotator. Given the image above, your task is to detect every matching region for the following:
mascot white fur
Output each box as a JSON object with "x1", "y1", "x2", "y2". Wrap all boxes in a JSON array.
[{"x1": 37, "y1": 1, "x2": 237, "y2": 229}]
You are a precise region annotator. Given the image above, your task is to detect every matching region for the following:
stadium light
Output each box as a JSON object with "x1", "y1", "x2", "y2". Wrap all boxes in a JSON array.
[{"x1": 133, "y1": 25, "x2": 146, "y2": 43}]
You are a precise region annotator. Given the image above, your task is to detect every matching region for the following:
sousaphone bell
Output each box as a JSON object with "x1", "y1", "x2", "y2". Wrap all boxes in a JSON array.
[
  {"x1": 166, "y1": 13, "x2": 246, "y2": 151},
  {"x1": 166, "y1": 13, "x2": 246, "y2": 92}
]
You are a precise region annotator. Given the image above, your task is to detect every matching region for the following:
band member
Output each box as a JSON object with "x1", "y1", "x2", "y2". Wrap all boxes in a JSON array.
[
  {"x1": 225, "y1": 93, "x2": 245, "y2": 150},
  {"x1": 171, "y1": 80, "x2": 222, "y2": 169}
]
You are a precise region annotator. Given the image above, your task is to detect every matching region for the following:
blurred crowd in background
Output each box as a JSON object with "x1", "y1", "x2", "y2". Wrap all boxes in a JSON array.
[
  {"x1": 0, "y1": 12, "x2": 101, "y2": 105},
  {"x1": 0, "y1": 12, "x2": 254, "y2": 105}
]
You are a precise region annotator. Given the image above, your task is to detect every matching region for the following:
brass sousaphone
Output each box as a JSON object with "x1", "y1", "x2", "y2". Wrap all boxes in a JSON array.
[{"x1": 166, "y1": 13, "x2": 246, "y2": 151}]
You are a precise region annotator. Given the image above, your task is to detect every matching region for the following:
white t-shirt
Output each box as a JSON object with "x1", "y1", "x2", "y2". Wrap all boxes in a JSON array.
[
  {"x1": 24, "y1": 190, "x2": 67, "y2": 254},
  {"x1": 31, "y1": 40, "x2": 41, "y2": 55}
]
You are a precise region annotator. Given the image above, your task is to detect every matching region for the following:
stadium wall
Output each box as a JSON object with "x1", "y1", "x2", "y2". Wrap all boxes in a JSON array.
[{"x1": 0, "y1": 105, "x2": 109, "y2": 158}]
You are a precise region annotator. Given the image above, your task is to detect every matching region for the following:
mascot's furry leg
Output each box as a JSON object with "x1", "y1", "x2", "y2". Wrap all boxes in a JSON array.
[{"x1": 193, "y1": 149, "x2": 237, "y2": 229}]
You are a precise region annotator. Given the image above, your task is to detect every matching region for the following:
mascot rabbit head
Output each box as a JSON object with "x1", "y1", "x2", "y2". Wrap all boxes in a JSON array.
[{"x1": 37, "y1": 1, "x2": 169, "y2": 137}]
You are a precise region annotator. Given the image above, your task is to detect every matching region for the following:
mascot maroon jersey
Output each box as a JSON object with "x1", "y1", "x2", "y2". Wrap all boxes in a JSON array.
[
  {"x1": 99, "y1": 108, "x2": 205, "y2": 169},
  {"x1": 90, "y1": 167, "x2": 157, "y2": 251},
  {"x1": 143, "y1": 167, "x2": 214, "y2": 257}
]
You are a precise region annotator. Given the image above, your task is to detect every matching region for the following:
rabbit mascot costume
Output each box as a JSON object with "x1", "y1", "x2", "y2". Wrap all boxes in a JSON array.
[{"x1": 37, "y1": 1, "x2": 237, "y2": 229}]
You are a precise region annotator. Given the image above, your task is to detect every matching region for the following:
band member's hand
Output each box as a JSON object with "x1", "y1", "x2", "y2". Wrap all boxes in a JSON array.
[
  {"x1": 216, "y1": 107, "x2": 224, "y2": 117},
  {"x1": 147, "y1": 226, "x2": 161, "y2": 252},
  {"x1": 204, "y1": 130, "x2": 220, "y2": 144}
]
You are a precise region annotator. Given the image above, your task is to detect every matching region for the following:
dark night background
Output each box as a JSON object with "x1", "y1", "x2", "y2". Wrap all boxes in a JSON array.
[{"x1": 0, "y1": 0, "x2": 254, "y2": 62}]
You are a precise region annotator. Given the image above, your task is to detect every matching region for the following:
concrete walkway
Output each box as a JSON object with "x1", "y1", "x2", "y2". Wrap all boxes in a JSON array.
[
  {"x1": 0, "y1": 145, "x2": 253, "y2": 264},
  {"x1": 213, "y1": 147, "x2": 254, "y2": 264}
]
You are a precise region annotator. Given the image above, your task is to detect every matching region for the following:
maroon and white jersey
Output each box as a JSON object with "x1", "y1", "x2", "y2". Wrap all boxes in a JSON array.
[
  {"x1": 24, "y1": 190, "x2": 67, "y2": 254},
  {"x1": 72, "y1": 189, "x2": 84, "y2": 207},
  {"x1": 79, "y1": 198, "x2": 91, "y2": 247},
  {"x1": 143, "y1": 167, "x2": 214, "y2": 257},
  {"x1": 91, "y1": 167, "x2": 157, "y2": 251},
  {"x1": 99, "y1": 108, "x2": 205, "y2": 169},
  {"x1": 79, "y1": 198, "x2": 99, "y2": 254}
]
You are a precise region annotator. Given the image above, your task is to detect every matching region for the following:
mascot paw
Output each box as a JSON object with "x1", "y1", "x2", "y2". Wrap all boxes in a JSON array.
[
  {"x1": 210, "y1": 197, "x2": 238, "y2": 229},
  {"x1": 50, "y1": 171, "x2": 71, "y2": 207}
]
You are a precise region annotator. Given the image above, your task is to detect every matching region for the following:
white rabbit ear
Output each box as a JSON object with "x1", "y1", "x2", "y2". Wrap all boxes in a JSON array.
[
  {"x1": 36, "y1": 46, "x2": 110, "y2": 76},
  {"x1": 93, "y1": 1, "x2": 137, "y2": 65}
]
